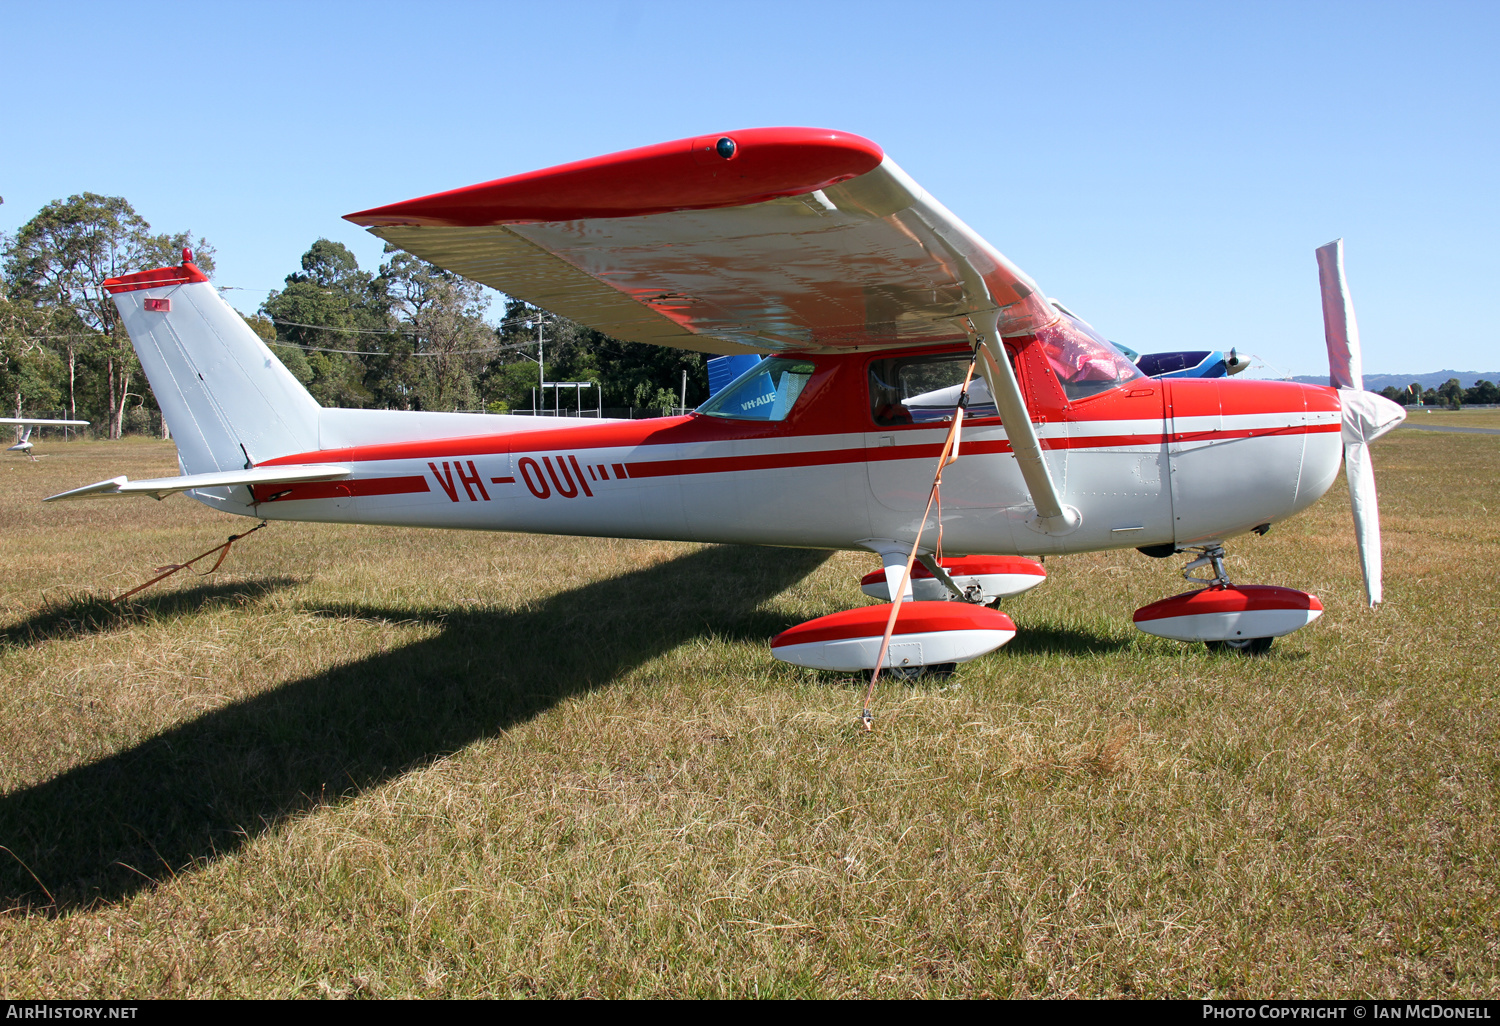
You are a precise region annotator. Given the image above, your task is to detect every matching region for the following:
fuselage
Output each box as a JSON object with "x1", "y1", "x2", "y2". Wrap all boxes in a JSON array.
[{"x1": 215, "y1": 339, "x2": 1344, "y2": 559}]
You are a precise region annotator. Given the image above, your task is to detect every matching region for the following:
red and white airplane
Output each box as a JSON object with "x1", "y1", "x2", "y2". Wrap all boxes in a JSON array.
[{"x1": 47, "y1": 128, "x2": 1405, "y2": 670}]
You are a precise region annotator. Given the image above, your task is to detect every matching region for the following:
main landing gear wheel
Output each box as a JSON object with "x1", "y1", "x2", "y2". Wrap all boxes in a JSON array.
[
  {"x1": 1206, "y1": 636, "x2": 1274, "y2": 655},
  {"x1": 879, "y1": 662, "x2": 960, "y2": 681}
]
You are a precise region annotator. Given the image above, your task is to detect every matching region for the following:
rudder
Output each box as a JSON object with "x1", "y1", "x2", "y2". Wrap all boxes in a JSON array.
[{"x1": 105, "y1": 253, "x2": 321, "y2": 475}]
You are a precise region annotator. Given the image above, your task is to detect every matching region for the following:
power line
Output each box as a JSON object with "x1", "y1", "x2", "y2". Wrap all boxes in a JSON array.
[
  {"x1": 267, "y1": 337, "x2": 534, "y2": 358},
  {"x1": 2, "y1": 332, "x2": 105, "y2": 341},
  {"x1": 269, "y1": 317, "x2": 416, "y2": 336},
  {"x1": 3, "y1": 324, "x2": 531, "y2": 358}
]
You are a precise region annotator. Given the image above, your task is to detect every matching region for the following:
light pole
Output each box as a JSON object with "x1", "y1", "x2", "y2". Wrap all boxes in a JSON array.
[{"x1": 513, "y1": 311, "x2": 548, "y2": 414}]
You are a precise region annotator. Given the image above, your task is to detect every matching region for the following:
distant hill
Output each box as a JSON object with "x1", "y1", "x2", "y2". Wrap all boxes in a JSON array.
[{"x1": 1289, "y1": 371, "x2": 1500, "y2": 391}]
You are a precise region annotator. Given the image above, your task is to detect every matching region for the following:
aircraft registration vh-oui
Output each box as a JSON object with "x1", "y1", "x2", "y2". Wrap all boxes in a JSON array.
[{"x1": 47, "y1": 128, "x2": 1405, "y2": 683}]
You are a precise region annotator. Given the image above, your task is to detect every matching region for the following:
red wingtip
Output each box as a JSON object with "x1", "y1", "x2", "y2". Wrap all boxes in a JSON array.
[{"x1": 344, "y1": 127, "x2": 885, "y2": 228}]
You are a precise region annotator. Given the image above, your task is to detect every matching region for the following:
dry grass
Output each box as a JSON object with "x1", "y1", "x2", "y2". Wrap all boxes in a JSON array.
[
  {"x1": 0, "y1": 433, "x2": 1496, "y2": 998},
  {"x1": 1403, "y1": 409, "x2": 1500, "y2": 429}
]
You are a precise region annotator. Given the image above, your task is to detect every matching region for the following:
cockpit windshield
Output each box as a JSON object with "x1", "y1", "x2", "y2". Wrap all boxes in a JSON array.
[
  {"x1": 1036, "y1": 313, "x2": 1144, "y2": 399},
  {"x1": 697, "y1": 357, "x2": 816, "y2": 421}
]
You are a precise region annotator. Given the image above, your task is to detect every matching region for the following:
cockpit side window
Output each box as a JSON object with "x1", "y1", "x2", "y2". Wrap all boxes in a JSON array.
[
  {"x1": 1035, "y1": 313, "x2": 1144, "y2": 400},
  {"x1": 869, "y1": 352, "x2": 999, "y2": 427},
  {"x1": 697, "y1": 358, "x2": 816, "y2": 421}
]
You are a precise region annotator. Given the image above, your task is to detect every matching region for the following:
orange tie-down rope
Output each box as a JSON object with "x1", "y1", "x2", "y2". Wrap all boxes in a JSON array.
[
  {"x1": 114, "y1": 522, "x2": 268, "y2": 602},
  {"x1": 861, "y1": 349, "x2": 979, "y2": 731}
]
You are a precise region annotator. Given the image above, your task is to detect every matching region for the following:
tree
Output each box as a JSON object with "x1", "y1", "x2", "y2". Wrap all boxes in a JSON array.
[
  {"x1": 591, "y1": 335, "x2": 705, "y2": 410},
  {"x1": 381, "y1": 248, "x2": 493, "y2": 411},
  {"x1": 241, "y1": 311, "x2": 313, "y2": 386},
  {"x1": 479, "y1": 299, "x2": 707, "y2": 414},
  {"x1": 633, "y1": 381, "x2": 680, "y2": 415},
  {"x1": 261, "y1": 240, "x2": 387, "y2": 408},
  {"x1": 478, "y1": 360, "x2": 542, "y2": 413},
  {"x1": 0, "y1": 283, "x2": 69, "y2": 436},
  {"x1": 1438, "y1": 377, "x2": 1463, "y2": 410},
  {"x1": 3, "y1": 194, "x2": 214, "y2": 436},
  {"x1": 1464, "y1": 379, "x2": 1499, "y2": 405},
  {"x1": 257, "y1": 244, "x2": 709, "y2": 419}
]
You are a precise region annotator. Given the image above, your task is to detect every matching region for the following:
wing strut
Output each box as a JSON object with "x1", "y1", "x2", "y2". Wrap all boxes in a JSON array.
[{"x1": 969, "y1": 311, "x2": 1080, "y2": 536}]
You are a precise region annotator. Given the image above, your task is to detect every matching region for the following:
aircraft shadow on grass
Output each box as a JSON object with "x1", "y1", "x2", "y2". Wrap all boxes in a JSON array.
[
  {"x1": 0, "y1": 579, "x2": 300, "y2": 650},
  {"x1": 0, "y1": 545, "x2": 830, "y2": 914},
  {"x1": 1001, "y1": 624, "x2": 1132, "y2": 657}
]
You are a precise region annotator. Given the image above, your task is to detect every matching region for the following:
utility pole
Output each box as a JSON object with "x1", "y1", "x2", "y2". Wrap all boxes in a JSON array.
[{"x1": 515, "y1": 310, "x2": 548, "y2": 414}]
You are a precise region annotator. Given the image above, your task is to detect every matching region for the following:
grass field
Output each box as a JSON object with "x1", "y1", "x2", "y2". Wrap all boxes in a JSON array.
[
  {"x1": 1401, "y1": 408, "x2": 1500, "y2": 429},
  {"x1": 1, "y1": 432, "x2": 1496, "y2": 998}
]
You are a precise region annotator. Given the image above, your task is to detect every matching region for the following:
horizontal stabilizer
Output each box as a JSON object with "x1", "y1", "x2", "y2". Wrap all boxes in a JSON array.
[{"x1": 44, "y1": 464, "x2": 351, "y2": 502}]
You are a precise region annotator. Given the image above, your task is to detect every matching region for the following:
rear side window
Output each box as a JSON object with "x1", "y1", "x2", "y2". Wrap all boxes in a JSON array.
[
  {"x1": 698, "y1": 358, "x2": 816, "y2": 421},
  {"x1": 869, "y1": 352, "x2": 998, "y2": 427}
]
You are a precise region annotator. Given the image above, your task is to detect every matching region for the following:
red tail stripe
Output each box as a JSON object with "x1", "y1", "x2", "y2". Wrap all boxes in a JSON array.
[
  {"x1": 103, "y1": 263, "x2": 212, "y2": 295},
  {"x1": 258, "y1": 475, "x2": 430, "y2": 502}
]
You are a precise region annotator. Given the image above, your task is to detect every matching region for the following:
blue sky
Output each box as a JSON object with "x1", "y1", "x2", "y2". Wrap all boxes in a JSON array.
[{"x1": 3, "y1": 0, "x2": 1495, "y2": 377}]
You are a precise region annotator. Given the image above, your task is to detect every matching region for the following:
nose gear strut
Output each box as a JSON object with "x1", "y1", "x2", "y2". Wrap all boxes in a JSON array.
[{"x1": 1180, "y1": 544, "x2": 1232, "y2": 589}]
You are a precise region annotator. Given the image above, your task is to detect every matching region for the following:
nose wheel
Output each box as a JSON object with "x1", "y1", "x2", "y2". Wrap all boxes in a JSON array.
[
  {"x1": 1132, "y1": 543, "x2": 1322, "y2": 653},
  {"x1": 1206, "y1": 636, "x2": 1274, "y2": 655},
  {"x1": 1183, "y1": 546, "x2": 1272, "y2": 654}
]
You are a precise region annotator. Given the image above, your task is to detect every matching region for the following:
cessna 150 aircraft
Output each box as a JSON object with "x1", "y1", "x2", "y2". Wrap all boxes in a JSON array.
[{"x1": 46, "y1": 128, "x2": 1405, "y2": 671}]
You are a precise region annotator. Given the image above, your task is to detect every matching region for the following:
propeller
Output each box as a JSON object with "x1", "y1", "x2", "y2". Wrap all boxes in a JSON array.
[{"x1": 1315, "y1": 239, "x2": 1406, "y2": 607}]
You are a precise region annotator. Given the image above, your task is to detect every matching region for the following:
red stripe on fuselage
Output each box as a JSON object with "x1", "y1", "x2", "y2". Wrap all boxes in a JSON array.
[
  {"x1": 255, "y1": 420, "x2": 1335, "y2": 491},
  {"x1": 619, "y1": 423, "x2": 1337, "y2": 480},
  {"x1": 257, "y1": 398, "x2": 1333, "y2": 471},
  {"x1": 250, "y1": 355, "x2": 1337, "y2": 485},
  {"x1": 256, "y1": 415, "x2": 700, "y2": 468},
  {"x1": 255, "y1": 475, "x2": 430, "y2": 503}
]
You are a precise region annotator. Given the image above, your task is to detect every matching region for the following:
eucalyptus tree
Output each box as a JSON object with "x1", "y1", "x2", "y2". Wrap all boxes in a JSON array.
[
  {"x1": 381, "y1": 248, "x2": 494, "y2": 412},
  {"x1": 3, "y1": 194, "x2": 213, "y2": 436},
  {"x1": 261, "y1": 239, "x2": 388, "y2": 408}
]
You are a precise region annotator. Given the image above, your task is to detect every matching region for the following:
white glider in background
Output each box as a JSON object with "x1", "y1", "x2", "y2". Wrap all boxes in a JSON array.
[{"x1": 3, "y1": 417, "x2": 90, "y2": 459}]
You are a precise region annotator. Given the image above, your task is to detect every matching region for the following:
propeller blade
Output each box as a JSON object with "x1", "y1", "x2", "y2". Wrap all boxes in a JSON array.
[
  {"x1": 1316, "y1": 239, "x2": 1363, "y2": 390},
  {"x1": 1318, "y1": 238, "x2": 1406, "y2": 606},
  {"x1": 1341, "y1": 390, "x2": 1405, "y2": 606}
]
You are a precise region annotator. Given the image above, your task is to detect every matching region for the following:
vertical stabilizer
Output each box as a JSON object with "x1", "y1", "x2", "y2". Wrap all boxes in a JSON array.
[{"x1": 105, "y1": 255, "x2": 321, "y2": 475}]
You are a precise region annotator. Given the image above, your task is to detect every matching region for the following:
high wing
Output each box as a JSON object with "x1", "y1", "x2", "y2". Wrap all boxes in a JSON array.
[
  {"x1": 345, "y1": 128, "x2": 1059, "y2": 356},
  {"x1": 45, "y1": 464, "x2": 352, "y2": 502}
]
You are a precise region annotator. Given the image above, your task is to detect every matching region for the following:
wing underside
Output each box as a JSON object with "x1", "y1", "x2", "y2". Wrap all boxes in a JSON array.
[{"x1": 346, "y1": 128, "x2": 1058, "y2": 355}]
